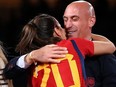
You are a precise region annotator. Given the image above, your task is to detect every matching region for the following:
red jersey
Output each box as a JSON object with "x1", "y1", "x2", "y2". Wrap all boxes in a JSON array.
[{"x1": 32, "y1": 38, "x2": 94, "y2": 87}]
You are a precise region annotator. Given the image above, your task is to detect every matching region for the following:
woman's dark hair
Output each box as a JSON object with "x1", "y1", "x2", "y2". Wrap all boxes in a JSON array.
[{"x1": 16, "y1": 14, "x2": 61, "y2": 55}]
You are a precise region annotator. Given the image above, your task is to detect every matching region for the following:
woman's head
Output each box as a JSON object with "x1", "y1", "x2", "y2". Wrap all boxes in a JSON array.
[{"x1": 16, "y1": 14, "x2": 66, "y2": 54}]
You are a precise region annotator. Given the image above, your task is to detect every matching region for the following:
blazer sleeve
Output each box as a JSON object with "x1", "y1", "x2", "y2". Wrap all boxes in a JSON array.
[{"x1": 3, "y1": 56, "x2": 26, "y2": 79}]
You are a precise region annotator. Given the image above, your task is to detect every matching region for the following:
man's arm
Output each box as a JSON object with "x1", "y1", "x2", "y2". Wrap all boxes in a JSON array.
[
  {"x1": 25, "y1": 44, "x2": 68, "y2": 65},
  {"x1": 3, "y1": 44, "x2": 68, "y2": 79}
]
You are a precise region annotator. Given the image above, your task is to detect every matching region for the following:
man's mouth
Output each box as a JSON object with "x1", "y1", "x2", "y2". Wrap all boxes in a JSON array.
[
  {"x1": 67, "y1": 31, "x2": 74, "y2": 38},
  {"x1": 68, "y1": 31, "x2": 73, "y2": 34},
  {"x1": 67, "y1": 30, "x2": 77, "y2": 36}
]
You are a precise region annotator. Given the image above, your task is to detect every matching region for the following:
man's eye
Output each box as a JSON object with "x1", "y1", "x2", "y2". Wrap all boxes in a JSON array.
[
  {"x1": 72, "y1": 16, "x2": 79, "y2": 21},
  {"x1": 72, "y1": 18, "x2": 79, "y2": 21},
  {"x1": 63, "y1": 18, "x2": 67, "y2": 22}
]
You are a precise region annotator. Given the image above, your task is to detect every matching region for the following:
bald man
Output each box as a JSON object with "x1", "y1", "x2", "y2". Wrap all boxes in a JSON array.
[
  {"x1": 4, "y1": 1, "x2": 116, "y2": 87},
  {"x1": 63, "y1": 1, "x2": 116, "y2": 87}
]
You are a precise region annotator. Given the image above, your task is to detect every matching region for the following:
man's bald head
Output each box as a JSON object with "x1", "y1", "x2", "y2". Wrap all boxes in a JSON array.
[
  {"x1": 63, "y1": 1, "x2": 96, "y2": 39},
  {"x1": 66, "y1": 1, "x2": 95, "y2": 17}
]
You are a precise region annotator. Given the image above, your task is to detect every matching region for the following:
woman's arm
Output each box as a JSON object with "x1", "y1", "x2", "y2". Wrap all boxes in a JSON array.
[{"x1": 92, "y1": 34, "x2": 116, "y2": 55}]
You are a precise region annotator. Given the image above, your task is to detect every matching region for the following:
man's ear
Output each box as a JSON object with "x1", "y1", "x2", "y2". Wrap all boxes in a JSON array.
[{"x1": 89, "y1": 17, "x2": 96, "y2": 27}]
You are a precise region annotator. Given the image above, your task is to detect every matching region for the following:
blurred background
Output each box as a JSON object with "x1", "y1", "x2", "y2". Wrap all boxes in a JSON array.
[{"x1": 0, "y1": 0, "x2": 116, "y2": 56}]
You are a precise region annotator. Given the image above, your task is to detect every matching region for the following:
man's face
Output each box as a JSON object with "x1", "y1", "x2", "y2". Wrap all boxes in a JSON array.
[{"x1": 63, "y1": 4, "x2": 91, "y2": 39}]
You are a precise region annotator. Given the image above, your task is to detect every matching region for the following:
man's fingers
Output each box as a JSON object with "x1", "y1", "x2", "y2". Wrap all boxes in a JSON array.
[
  {"x1": 52, "y1": 50, "x2": 68, "y2": 54},
  {"x1": 48, "y1": 58, "x2": 61, "y2": 63},
  {"x1": 34, "y1": 44, "x2": 68, "y2": 63},
  {"x1": 48, "y1": 45, "x2": 68, "y2": 57},
  {"x1": 49, "y1": 47, "x2": 68, "y2": 58},
  {"x1": 50, "y1": 54, "x2": 66, "y2": 58},
  {"x1": 47, "y1": 44, "x2": 58, "y2": 48},
  {"x1": 47, "y1": 44, "x2": 67, "y2": 51},
  {"x1": 52, "y1": 47, "x2": 67, "y2": 51}
]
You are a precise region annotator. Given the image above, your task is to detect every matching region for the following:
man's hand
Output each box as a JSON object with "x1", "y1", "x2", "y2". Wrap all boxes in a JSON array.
[{"x1": 25, "y1": 44, "x2": 68, "y2": 64}]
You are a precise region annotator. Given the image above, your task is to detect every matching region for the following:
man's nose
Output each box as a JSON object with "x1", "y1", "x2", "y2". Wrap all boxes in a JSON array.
[{"x1": 65, "y1": 20, "x2": 72, "y2": 29}]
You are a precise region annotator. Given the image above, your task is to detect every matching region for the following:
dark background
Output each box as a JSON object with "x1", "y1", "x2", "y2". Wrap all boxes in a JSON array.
[{"x1": 0, "y1": 0, "x2": 116, "y2": 57}]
